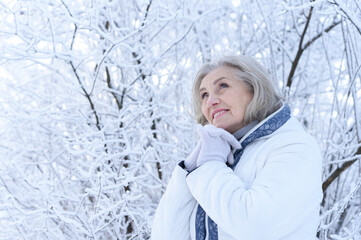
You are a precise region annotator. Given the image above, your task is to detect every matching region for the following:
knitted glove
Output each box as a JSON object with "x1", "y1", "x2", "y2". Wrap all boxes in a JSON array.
[
  {"x1": 196, "y1": 124, "x2": 242, "y2": 167},
  {"x1": 184, "y1": 140, "x2": 202, "y2": 171}
]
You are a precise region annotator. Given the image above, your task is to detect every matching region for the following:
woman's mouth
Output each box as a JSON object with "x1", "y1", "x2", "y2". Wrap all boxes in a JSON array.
[{"x1": 213, "y1": 109, "x2": 229, "y2": 120}]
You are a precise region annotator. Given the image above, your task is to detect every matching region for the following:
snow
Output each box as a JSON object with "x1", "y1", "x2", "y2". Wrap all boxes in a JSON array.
[{"x1": 0, "y1": 0, "x2": 360, "y2": 239}]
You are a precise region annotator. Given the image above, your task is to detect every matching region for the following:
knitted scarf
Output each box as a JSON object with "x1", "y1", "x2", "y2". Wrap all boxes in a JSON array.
[{"x1": 195, "y1": 104, "x2": 291, "y2": 240}]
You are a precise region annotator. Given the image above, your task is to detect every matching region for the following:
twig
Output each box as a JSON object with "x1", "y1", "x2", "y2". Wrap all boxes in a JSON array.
[
  {"x1": 286, "y1": 6, "x2": 314, "y2": 89},
  {"x1": 323, "y1": 145, "x2": 361, "y2": 192},
  {"x1": 70, "y1": 62, "x2": 101, "y2": 130}
]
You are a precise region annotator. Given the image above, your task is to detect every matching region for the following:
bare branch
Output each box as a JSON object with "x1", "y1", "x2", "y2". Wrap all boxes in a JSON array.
[
  {"x1": 286, "y1": 6, "x2": 314, "y2": 89},
  {"x1": 322, "y1": 145, "x2": 360, "y2": 192},
  {"x1": 70, "y1": 61, "x2": 101, "y2": 130}
]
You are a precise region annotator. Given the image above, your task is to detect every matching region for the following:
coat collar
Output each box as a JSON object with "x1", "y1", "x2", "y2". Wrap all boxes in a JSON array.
[{"x1": 233, "y1": 102, "x2": 291, "y2": 152}]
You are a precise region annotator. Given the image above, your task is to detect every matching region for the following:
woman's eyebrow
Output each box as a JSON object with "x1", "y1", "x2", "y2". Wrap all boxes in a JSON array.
[{"x1": 199, "y1": 77, "x2": 228, "y2": 93}]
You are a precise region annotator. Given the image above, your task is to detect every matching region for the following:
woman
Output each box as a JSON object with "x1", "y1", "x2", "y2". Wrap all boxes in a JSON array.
[{"x1": 151, "y1": 55, "x2": 323, "y2": 240}]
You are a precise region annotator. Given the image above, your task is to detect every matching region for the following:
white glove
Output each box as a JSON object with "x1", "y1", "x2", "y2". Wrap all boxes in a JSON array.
[
  {"x1": 196, "y1": 124, "x2": 242, "y2": 167},
  {"x1": 184, "y1": 140, "x2": 202, "y2": 171}
]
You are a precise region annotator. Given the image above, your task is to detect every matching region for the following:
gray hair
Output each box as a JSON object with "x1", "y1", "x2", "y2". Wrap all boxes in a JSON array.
[{"x1": 192, "y1": 55, "x2": 283, "y2": 125}]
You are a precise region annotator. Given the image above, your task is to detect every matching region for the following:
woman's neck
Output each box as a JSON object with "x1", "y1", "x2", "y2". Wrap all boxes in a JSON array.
[{"x1": 232, "y1": 121, "x2": 259, "y2": 140}]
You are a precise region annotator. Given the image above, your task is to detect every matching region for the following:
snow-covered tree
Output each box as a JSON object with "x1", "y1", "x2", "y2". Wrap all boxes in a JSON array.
[{"x1": 0, "y1": 0, "x2": 360, "y2": 239}]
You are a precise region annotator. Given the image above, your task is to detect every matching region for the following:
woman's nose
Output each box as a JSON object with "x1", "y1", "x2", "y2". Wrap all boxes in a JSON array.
[{"x1": 207, "y1": 94, "x2": 220, "y2": 107}]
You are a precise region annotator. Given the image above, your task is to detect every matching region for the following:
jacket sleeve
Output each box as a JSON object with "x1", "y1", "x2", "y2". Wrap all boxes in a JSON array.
[
  {"x1": 185, "y1": 136, "x2": 323, "y2": 240},
  {"x1": 151, "y1": 162, "x2": 197, "y2": 240}
]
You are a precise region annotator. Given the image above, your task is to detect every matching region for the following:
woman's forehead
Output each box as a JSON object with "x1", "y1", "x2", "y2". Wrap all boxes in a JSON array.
[
  {"x1": 199, "y1": 66, "x2": 236, "y2": 89},
  {"x1": 200, "y1": 66, "x2": 236, "y2": 88}
]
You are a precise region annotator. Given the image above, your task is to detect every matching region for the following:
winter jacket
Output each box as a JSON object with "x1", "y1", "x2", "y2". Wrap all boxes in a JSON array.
[{"x1": 151, "y1": 110, "x2": 323, "y2": 240}]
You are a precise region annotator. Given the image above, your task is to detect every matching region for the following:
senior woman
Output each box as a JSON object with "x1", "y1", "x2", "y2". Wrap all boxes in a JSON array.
[{"x1": 151, "y1": 55, "x2": 323, "y2": 240}]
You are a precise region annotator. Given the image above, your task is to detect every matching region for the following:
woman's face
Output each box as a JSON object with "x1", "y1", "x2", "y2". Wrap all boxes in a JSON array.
[{"x1": 199, "y1": 66, "x2": 253, "y2": 133}]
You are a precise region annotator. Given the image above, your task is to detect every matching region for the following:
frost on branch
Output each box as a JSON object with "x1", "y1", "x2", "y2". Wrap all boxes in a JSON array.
[{"x1": 0, "y1": 0, "x2": 360, "y2": 239}]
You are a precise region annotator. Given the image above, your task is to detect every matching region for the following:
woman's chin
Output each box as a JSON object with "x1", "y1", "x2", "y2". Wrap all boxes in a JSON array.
[{"x1": 212, "y1": 123, "x2": 231, "y2": 132}]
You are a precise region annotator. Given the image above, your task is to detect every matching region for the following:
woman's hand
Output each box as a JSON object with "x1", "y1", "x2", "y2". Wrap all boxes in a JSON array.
[
  {"x1": 196, "y1": 124, "x2": 241, "y2": 167},
  {"x1": 184, "y1": 140, "x2": 201, "y2": 171}
]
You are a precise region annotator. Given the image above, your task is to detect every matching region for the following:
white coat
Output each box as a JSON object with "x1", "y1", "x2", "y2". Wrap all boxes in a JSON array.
[{"x1": 151, "y1": 113, "x2": 323, "y2": 240}]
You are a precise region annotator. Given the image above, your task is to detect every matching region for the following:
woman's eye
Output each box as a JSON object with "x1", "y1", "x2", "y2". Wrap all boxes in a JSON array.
[
  {"x1": 220, "y1": 83, "x2": 228, "y2": 88},
  {"x1": 201, "y1": 92, "x2": 208, "y2": 99}
]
